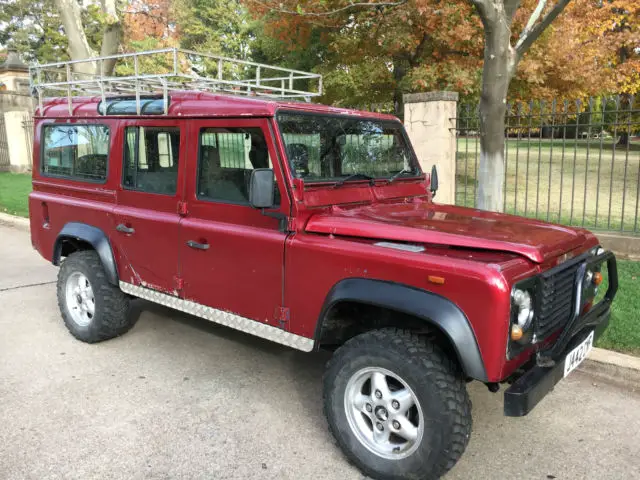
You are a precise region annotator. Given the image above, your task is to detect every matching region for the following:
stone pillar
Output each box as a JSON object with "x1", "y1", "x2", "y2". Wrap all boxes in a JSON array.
[
  {"x1": 5, "y1": 111, "x2": 30, "y2": 172},
  {"x1": 403, "y1": 92, "x2": 458, "y2": 205},
  {"x1": 0, "y1": 49, "x2": 30, "y2": 94}
]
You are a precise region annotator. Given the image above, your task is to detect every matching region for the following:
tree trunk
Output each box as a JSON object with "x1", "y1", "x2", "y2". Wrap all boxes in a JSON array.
[
  {"x1": 99, "y1": 0, "x2": 122, "y2": 75},
  {"x1": 392, "y1": 57, "x2": 407, "y2": 118},
  {"x1": 476, "y1": 11, "x2": 516, "y2": 212},
  {"x1": 617, "y1": 132, "x2": 630, "y2": 146},
  {"x1": 55, "y1": 0, "x2": 122, "y2": 76},
  {"x1": 55, "y1": 0, "x2": 96, "y2": 75}
]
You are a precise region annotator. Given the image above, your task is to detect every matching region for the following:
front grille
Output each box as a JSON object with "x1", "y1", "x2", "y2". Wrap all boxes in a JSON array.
[{"x1": 536, "y1": 262, "x2": 580, "y2": 339}]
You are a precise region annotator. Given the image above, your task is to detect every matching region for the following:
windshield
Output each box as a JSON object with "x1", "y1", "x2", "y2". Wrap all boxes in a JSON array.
[{"x1": 277, "y1": 112, "x2": 420, "y2": 183}]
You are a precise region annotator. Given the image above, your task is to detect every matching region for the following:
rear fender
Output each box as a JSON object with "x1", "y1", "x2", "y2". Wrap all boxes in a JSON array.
[
  {"x1": 53, "y1": 222, "x2": 118, "y2": 286},
  {"x1": 316, "y1": 278, "x2": 488, "y2": 382}
]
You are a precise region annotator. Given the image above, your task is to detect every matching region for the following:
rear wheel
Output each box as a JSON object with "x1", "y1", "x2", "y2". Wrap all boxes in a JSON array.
[
  {"x1": 57, "y1": 250, "x2": 133, "y2": 343},
  {"x1": 323, "y1": 328, "x2": 472, "y2": 480}
]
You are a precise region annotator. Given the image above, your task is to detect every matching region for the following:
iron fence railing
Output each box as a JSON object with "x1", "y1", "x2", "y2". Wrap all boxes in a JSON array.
[
  {"x1": 456, "y1": 95, "x2": 640, "y2": 234},
  {"x1": 0, "y1": 115, "x2": 9, "y2": 169}
]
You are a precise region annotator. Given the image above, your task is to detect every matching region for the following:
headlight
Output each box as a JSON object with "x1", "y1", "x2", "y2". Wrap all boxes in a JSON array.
[
  {"x1": 510, "y1": 288, "x2": 534, "y2": 342},
  {"x1": 513, "y1": 289, "x2": 533, "y2": 328},
  {"x1": 582, "y1": 261, "x2": 604, "y2": 313}
]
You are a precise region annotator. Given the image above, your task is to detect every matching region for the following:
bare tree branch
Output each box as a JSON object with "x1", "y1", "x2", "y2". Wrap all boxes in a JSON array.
[
  {"x1": 409, "y1": 33, "x2": 430, "y2": 67},
  {"x1": 518, "y1": 0, "x2": 547, "y2": 40},
  {"x1": 247, "y1": 0, "x2": 408, "y2": 17},
  {"x1": 515, "y1": 0, "x2": 571, "y2": 57}
]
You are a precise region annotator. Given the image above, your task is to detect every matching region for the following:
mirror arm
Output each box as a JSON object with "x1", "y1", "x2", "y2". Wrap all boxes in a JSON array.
[{"x1": 261, "y1": 208, "x2": 289, "y2": 232}]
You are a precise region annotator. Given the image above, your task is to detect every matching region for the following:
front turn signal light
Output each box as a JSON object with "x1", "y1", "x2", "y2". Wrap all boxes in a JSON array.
[
  {"x1": 511, "y1": 324, "x2": 523, "y2": 341},
  {"x1": 593, "y1": 272, "x2": 603, "y2": 286}
]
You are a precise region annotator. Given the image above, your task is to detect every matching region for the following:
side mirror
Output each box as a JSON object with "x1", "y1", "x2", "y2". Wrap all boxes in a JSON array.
[
  {"x1": 430, "y1": 164, "x2": 439, "y2": 197},
  {"x1": 249, "y1": 168, "x2": 275, "y2": 209}
]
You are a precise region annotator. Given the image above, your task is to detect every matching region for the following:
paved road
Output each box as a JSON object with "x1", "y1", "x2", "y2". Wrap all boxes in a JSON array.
[{"x1": 1, "y1": 223, "x2": 639, "y2": 480}]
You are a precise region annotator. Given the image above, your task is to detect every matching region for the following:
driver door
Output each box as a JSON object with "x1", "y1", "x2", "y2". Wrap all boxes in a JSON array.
[{"x1": 179, "y1": 118, "x2": 290, "y2": 326}]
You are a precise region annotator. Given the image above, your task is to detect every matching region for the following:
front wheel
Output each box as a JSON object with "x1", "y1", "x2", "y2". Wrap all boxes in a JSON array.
[{"x1": 323, "y1": 328, "x2": 472, "y2": 480}]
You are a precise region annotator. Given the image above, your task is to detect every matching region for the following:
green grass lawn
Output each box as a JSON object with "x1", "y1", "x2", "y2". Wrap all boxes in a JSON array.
[
  {"x1": 0, "y1": 172, "x2": 32, "y2": 217},
  {"x1": 596, "y1": 259, "x2": 640, "y2": 356}
]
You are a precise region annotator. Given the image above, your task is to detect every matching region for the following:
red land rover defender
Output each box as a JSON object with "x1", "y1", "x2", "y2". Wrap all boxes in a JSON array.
[{"x1": 29, "y1": 51, "x2": 617, "y2": 480}]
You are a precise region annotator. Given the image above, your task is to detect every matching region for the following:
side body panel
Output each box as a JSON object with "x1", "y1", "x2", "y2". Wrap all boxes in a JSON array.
[{"x1": 29, "y1": 117, "x2": 120, "y2": 273}]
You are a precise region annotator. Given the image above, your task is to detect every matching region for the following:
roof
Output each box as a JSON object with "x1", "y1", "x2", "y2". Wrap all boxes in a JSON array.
[
  {"x1": 0, "y1": 49, "x2": 29, "y2": 73},
  {"x1": 36, "y1": 90, "x2": 399, "y2": 122}
]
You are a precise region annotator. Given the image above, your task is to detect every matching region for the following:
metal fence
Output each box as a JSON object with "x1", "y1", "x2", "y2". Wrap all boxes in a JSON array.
[
  {"x1": 456, "y1": 95, "x2": 640, "y2": 233},
  {"x1": 0, "y1": 115, "x2": 9, "y2": 170}
]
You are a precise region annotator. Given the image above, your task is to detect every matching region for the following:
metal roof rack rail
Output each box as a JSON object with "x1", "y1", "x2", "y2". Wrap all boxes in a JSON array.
[{"x1": 30, "y1": 48, "x2": 323, "y2": 115}]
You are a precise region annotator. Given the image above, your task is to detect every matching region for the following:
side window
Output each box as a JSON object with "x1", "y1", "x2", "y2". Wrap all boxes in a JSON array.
[
  {"x1": 123, "y1": 126, "x2": 180, "y2": 195},
  {"x1": 197, "y1": 127, "x2": 279, "y2": 205},
  {"x1": 42, "y1": 124, "x2": 109, "y2": 182}
]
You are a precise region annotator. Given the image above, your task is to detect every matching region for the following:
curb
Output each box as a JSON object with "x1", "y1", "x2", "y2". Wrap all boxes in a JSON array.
[
  {"x1": 579, "y1": 347, "x2": 640, "y2": 390},
  {"x1": 0, "y1": 212, "x2": 30, "y2": 231}
]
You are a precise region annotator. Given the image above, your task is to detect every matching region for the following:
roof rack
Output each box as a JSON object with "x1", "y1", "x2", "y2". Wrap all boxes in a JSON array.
[{"x1": 30, "y1": 48, "x2": 323, "y2": 115}]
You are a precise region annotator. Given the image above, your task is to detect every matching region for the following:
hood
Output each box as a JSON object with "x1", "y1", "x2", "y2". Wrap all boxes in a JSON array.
[{"x1": 304, "y1": 202, "x2": 589, "y2": 263}]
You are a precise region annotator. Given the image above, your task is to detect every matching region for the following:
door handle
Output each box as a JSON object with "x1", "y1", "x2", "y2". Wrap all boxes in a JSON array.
[
  {"x1": 187, "y1": 240, "x2": 210, "y2": 250},
  {"x1": 116, "y1": 224, "x2": 135, "y2": 234}
]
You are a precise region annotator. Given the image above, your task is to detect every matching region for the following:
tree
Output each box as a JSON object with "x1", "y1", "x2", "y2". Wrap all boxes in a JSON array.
[
  {"x1": 54, "y1": 0, "x2": 123, "y2": 75},
  {"x1": 248, "y1": 1, "x2": 484, "y2": 115},
  {"x1": 173, "y1": 0, "x2": 253, "y2": 60},
  {"x1": 0, "y1": 0, "x2": 68, "y2": 64},
  {"x1": 248, "y1": 0, "x2": 584, "y2": 211},
  {"x1": 468, "y1": 0, "x2": 578, "y2": 211}
]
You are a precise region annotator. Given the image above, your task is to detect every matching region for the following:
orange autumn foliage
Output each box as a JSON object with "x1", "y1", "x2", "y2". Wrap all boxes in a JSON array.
[{"x1": 248, "y1": 0, "x2": 639, "y2": 104}]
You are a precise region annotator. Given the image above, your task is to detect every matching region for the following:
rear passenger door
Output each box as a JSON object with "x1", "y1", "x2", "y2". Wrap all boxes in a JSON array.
[
  {"x1": 179, "y1": 118, "x2": 288, "y2": 325},
  {"x1": 114, "y1": 120, "x2": 185, "y2": 293}
]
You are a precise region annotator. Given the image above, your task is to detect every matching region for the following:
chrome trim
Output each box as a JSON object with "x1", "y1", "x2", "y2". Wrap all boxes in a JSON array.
[
  {"x1": 374, "y1": 242, "x2": 425, "y2": 253},
  {"x1": 119, "y1": 282, "x2": 315, "y2": 352}
]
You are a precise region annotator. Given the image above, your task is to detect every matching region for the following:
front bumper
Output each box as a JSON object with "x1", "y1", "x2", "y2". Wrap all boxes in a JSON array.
[{"x1": 503, "y1": 250, "x2": 617, "y2": 417}]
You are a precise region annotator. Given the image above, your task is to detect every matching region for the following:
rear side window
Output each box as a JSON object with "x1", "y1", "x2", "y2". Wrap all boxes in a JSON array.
[
  {"x1": 123, "y1": 126, "x2": 180, "y2": 195},
  {"x1": 42, "y1": 125, "x2": 109, "y2": 182}
]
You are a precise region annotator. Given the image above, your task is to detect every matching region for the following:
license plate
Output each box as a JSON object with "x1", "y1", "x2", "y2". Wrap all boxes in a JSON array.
[{"x1": 563, "y1": 331, "x2": 595, "y2": 378}]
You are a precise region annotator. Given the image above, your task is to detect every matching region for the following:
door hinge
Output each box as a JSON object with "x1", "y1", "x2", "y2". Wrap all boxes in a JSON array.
[
  {"x1": 287, "y1": 217, "x2": 297, "y2": 232},
  {"x1": 277, "y1": 307, "x2": 290, "y2": 329},
  {"x1": 177, "y1": 201, "x2": 188, "y2": 216},
  {"x1": 173, "y1": 275, "x2": 184, "y2": 291}
]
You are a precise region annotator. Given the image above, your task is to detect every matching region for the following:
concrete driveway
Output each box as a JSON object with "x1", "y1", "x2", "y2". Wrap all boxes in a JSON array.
[{"x1": 1, "y1": 223, "x2": 639, "y2": 480}]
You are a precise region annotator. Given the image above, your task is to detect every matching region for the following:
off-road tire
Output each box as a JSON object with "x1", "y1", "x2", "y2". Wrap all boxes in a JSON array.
[
  {"x1": 57, "y1": 250, "x2": 133, "y2": 343},
  {"x1": 323, "y1": 328, "x2": 472, "y2": 480}
]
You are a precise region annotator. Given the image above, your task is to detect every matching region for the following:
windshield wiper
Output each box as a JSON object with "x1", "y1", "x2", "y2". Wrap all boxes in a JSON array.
[
  {"x1": 387, "y1": 168, "x2": 413, "y2": 183},
  {"x1": 333, "y1": 173, "x2": 375, "y2": 188}
]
